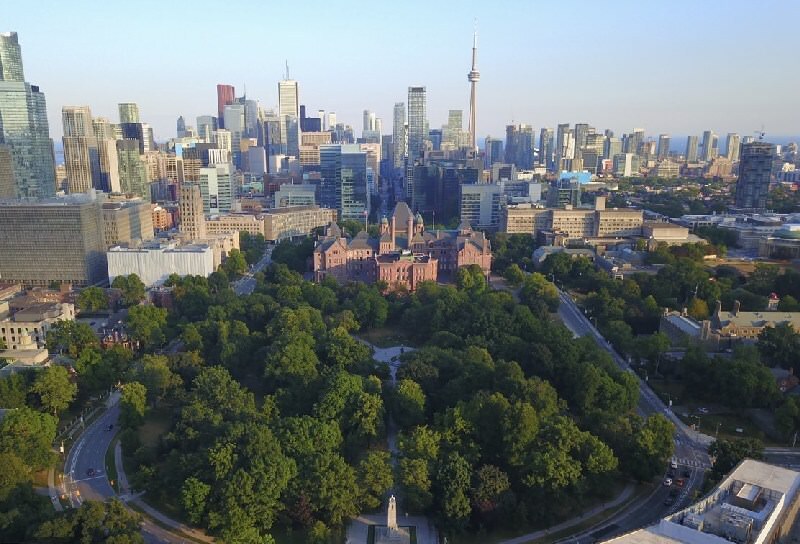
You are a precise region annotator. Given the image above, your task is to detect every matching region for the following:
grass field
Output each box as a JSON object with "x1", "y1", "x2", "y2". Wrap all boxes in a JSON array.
[{"x1": 358, "y1": 327, "x2": 415, "y2": 349}]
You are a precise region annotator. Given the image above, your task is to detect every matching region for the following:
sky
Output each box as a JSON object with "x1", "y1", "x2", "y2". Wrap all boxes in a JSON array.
[{"x1": 7, "y1": 0, "x2": 800, "y2": 143}]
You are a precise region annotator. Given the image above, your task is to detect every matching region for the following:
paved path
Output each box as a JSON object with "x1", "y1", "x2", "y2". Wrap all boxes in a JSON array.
[
  {"x1": 47, "y1": 467, "x2": 63, "y2": 512},
  {"x1": 347, "y1": 513, "x2": 438, "y2": 544},
  {"x1": 497, "y1": 483, "x2": 636, "y2": 544}
]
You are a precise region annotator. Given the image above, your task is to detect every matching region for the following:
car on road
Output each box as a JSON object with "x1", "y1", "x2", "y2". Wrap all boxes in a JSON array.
[
  {"x1": 698, "y1": 407, "x2": 709, "y2": 414},
  {"x1": 86, "y1": 468, "x2": 95, "y2": 477},
  {"x1": 670, "y1": 459, "x2": 678, "y2": 470},
  {"x1": 676, "y1": 478, "x2": 685, "y2": 488},
  {"x1": 663, "y1": 478, "x2": 673, "y2": 486},
  {"x1": 682, "y1": 468, "x2": 691, "y2": 478}
]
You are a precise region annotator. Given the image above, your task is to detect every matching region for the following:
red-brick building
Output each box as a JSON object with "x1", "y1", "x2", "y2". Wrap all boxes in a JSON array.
[{"x1": 313, "y1": 202, "x2": 491, "y2": 291}]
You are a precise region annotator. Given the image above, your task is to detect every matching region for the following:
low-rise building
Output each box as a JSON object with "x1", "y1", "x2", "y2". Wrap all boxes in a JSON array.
[
  {"x1": 107, "y1": 241, "x2": 215, "y2": 287},
  {"x1": 0, "y1": 302, "x2": 75, "y2": 350},
  {"x1": 206, "y1": 213, "x2": 267, "y2": 237},
  {"x1": 604, "y1": 460, "x2": 800, "y2": 544},
  {"x1": 263, "y1": 206, "x2": 338, "y2": 241}
]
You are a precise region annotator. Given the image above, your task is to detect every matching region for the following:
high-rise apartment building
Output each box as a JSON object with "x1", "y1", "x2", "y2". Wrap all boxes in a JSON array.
[
  {"x1": 701, "y1": 130, "x2": 717, "y2": 162},
  {"x1": 539, "y1": 128, "x2": 554, "y2": 169},
  {"x1": 320, "y1": 144, "x2": 369, "y2": 220},
  {"x1": 0, "y1": 192, "x2": 107, "y2": 286},
  {"x1": 505, "y1": 124, "x2": 535, "y2": 169},
  {"x1": 118, "y1": 102, "x2": 140, "y2": 124},
  {"x1": 657, "y1": 134, "x2": 671, "y2": 160},
  {"x1": 279, "y1": 78, "x2": 300, "y2": 156},
  {"x1": 116, "y1": 139, "x2": 149, "y2": 197},
  {"x1": 484, "y1": 136, "x2": 504, "y2": 168},
  {"x1": 92, "y1": 117, "x2": 120, "y2": 192},
  {"x1": 223, "y1": 103, "x2": 245, "y2": 169},
  {"x1": 198, "y1": 162, "x2": 233, "y2": 214},
  {"x1": 179, "y1": 183, "x2": 207, "y2": 240},
  {"x1": 734, "y1": 141, "x2": 777, "y2": 210},
  {"x1": 62, "y1": 106, "x2": 101, "y2": 193},
  {"x1": 392, "y1": 102, "x2": 406, "y2": 168},
  {"x1": 216, "y1": 84, "x2": 235, "y2": 129},
  {"x1": 726, "y1": 133, "x2": 741, "y2": 162},
  {"x1": 0, "y1": 32, "x2": 56, "y2": 198},
  {"x1": 406, "y1": 87, "x2": 426, "y2": 200},
  {"x1": 686, "y1": 135, "x2": 699, "y2": 162},
  {"x1": 604, "y1": 137, "x2": 622, "y2": 161},
  {"x1": 363, "y1": 110, "x2": 376, "y2": 133}
]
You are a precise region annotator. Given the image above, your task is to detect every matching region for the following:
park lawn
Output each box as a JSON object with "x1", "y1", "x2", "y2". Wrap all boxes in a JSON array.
[
  {"x1": 676, "y1": 411, "x2": 766, "y2": 442},
  {"x1": 138, "y1": 406, "x2": 172, "y2": 450},
  {"x1": 31, "y1": 469, "x2": 49, "y2": 488},
  {"x1": 105, "y1": 437, "x2": 119, "y2": 493}
]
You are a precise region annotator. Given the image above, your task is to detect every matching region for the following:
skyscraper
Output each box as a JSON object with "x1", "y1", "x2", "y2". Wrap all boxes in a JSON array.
[
  {"x1": 179, "y1": 183, "x2": 206, "y2": 240},
  {"x1": 701, "y1": 130, "x2": 717, "y2": 162},
  {"x1": 734, "y1": 141, "x2": 777, "y2": 210},
  {"x1": 686, "y1": 135, "x2": 699, "y2": 162},
  {"x1": 177, "y1": 116, "x2": 186, "y2": 138},
  {"x1": 539, "y1": 128, "x2": 554, "y2": 170},
  {"x1": 92, "y1": 117, "x2": 120, "y2": 193},
  {"x1": 392, "y1": 102, "x2": 406, "y2": 169},
  {"x1": 406, "y1": 87, "x2": 426, "y2": 201},
  {"x1": 116, "y1": 139, "x2": 148, "y2": 198},
  {"x1": 0, "y1": 31, "x2": 56, "y2": 198},
  {"x1": 279, "y1": 78, "x2": 300, "y2": 156},
  {"x1": 725, "y1": 133, "x2": 741, "y2": 162},
  {"x1": 118, "y1": 103, "x2": 140, "y2": 124},
  {"x1": 657, "y1": 134, "x2": 671, "y2": 160},
  {"x1": 363, "y1": 110, "x2": 376, "y2": 133},
  {"x1": 196, "y1": 115, "x2": 217, "y2": 142},
  {"x1": 505, "y1": 124, "x2": 535, "y2": 169},
  {"x1": 62, "y1": 106, "x2": 101, "y2": 193},
  {"x1": 467, "y1": 31, "x2": 480, "y2": 151},
  {"x1": 216, "y1": 84, "x2": 235, "y2": 129}
]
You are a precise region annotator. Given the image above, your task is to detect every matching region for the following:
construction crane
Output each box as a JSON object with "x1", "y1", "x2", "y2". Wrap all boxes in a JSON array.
[{"x1": 754, "y1": 126, "x2": 765, "y2": 141}]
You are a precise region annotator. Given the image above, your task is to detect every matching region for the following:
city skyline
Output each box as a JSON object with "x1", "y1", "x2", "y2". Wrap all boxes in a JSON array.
[{"x1": 5, "y1": 0, "x2": 800, "y2": 142}]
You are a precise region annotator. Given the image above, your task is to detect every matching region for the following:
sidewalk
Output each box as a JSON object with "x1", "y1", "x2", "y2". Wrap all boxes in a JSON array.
[
  {"x1": 115, "y1": 441, "x2": 215, "y2": 543},
  {"x1": 47, "y1": 467, "x2": 63, "y2": 512},
  {"x1": 497, "y1": 483, "x2": 635, "y2": 544}
]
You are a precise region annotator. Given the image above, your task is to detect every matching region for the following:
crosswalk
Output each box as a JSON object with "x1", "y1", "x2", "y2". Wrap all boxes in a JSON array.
[{"x1": 674, "y1": 457, "x2": 711, "y2": 469}]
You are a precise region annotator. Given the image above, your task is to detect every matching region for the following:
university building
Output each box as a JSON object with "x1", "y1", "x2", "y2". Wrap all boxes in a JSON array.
[{"x1": 313, "y1": 202, "x2": 491, "y2": 291}]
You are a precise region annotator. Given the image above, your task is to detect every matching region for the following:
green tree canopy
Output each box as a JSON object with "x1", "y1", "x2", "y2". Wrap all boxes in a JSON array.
[
  {"x1": 76, "y1": 286, "x2": 109, "y2": 313},
  {"x1": 112, "y1": 273, "x2": 146, "y2": 307},
  {"x1": 0, "y1": 407, "x2": 57, "y2": 470},
  {"x1": 31, "y1": 365, "x2": 76, "y2": 416}
]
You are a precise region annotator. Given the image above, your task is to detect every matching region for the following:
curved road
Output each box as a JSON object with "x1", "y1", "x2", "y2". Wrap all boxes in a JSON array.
[
  {"x1": 64, "y1": 398, "x2": 193, "y2": 543},
  {"x1": 556, "y1": 290, "x2": 712, "y2": 542}
]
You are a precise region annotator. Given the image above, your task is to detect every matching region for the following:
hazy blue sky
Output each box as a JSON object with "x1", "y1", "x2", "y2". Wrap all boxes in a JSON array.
[{"x1": 7, "y1": 0, "x2": 800, "y2": 142}]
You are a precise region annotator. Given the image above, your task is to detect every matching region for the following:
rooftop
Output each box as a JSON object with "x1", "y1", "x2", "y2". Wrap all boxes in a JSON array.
[{"x1": 605, "y1": 460, "x2": 800, "y2": 544}]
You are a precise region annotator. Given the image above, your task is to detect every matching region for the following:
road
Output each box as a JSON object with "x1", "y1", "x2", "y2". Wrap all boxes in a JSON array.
[
  {"x1": 555, "y1": 290, "x2": 712, "y2": 542},
  {"x1": 64, "y1": 396, "x2": 191, "y2": 543},
  {"x1": 232, "y1": 246, "x2": 272, "y2": 295}
]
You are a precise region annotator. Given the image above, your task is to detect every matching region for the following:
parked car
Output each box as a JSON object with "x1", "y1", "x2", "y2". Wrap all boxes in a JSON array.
[
  {"x1": 663, "y1": 478, "x2": 673, "y2": 486},
  {"x1": 676, "y1": 478, "x2": 685, "y2": 488}
]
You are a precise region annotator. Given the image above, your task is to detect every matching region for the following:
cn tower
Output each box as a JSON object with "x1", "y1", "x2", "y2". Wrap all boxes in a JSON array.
[{"x1": 467, "y1": 29, "x2": 480, "y2": 152}]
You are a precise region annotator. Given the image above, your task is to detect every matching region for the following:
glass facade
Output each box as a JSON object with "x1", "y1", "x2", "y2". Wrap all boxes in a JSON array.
[{"x1": 116, "y1": 139, "x2": 149, "y2": 198}]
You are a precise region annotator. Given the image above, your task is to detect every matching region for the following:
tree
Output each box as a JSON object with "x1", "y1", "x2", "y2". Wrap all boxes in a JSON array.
[
  {"x1": 112, "y1": 273, "x2": 146, "y2": 307},
  {"x1": 708, "y1": 439, "x2": 763, "y2": 481},
  {"x1": 434, "y1": 452, "x2": 472, "y2": 531},
  {"x1": 33, "y1": 498, "x2": 143, "y2": 543},
  {"x1": 46, "y1": 320, "x2": 99, "y2": 359},
  {"x1": 76, "y1": 286, "x2": 109, "y2": 313},
  {"x1": 138, "y1": 354, "x2": 179, "y2": 405},
  {"x1": 779, "y1": 295, "x2": 800, "y2": 312},
  {"x1": 503, "y1": 263, "x2": 525, "y2": 287},
  {"x1": 456, "y1": 265, "x2": 487, "y2": 294},
  {"x1": 628, "y1": 414, "x2": 675, "y2": 481},
  {"x1": 392, "y1": 379, "x2": 426, "y2": 429},
  {"x1": 0, "y1": 452, "x2": 29, "y2": 498},
  {"x1": 470, "y1": 464, "x2": 510, "y2": 515},
  {"x1": 31, "y1": 365, "x2": 76, "y2": 416},
  {"x1": 126, "y1": 304, "x2": 168, "y2": 350},
  {"x1": 239, "y1": 231, "x2": 267, "y2": 265},
  {"x1": 687, "y1": 297, "x2": 710, "y2": 320},
  {"x1": 222, "y1": 248, "x2": 248, "y2": 278},
  {"x1": 181, "y1": 477, "x2": 211, "y2": 525},
  {"x1": 357, "y1": 450, "x2": 394, "y2": 510},
  {"x1": 0, "y1": 373, "x2": 29, "y2": 408},
  {"x1": 120, "y1": 381, "x2": 147, "y2": 429},
  {"x1": 0, "y1": 407, "x2": 57, "y2": 470},
  {"x1": 758, "y1": 323, "x2": 800, "y2": 369},
  {"x1": 519, "y1": 272, "x2": 560, "y2": 313},
  {"x1": 633, "y1": 333, "x2": 671, "y2": 375}
]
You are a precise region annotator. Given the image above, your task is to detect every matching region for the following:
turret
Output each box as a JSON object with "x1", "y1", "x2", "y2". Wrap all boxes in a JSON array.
[
  {"x1": 407, "y1": 214, "x2": 414, "y2": 249},
  {"x1": 414, "y1": 212, "x2": 424, "y2": 234}
]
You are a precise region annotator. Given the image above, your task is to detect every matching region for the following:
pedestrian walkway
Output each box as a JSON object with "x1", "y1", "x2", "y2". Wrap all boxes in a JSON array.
[
  {"x1": 47, "y1": 467, "x2": 63, "y2": 512},
  {"x1": 496, "y1": 483, "x2": 635, "y2": 544}
]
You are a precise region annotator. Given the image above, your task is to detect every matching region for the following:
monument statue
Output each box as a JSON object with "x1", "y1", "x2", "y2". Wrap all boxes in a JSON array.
[{"x1": 387, "y1": 495, "x2": 398, "y2": 531}]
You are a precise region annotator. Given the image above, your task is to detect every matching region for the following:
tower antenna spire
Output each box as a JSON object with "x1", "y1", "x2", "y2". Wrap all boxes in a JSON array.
[
  {"x1": 285, "y1": 60, "x2": 290, "y2": 80},
  {"x1": 467, "y1": 20, "x2": 480, "y2": 152}
]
